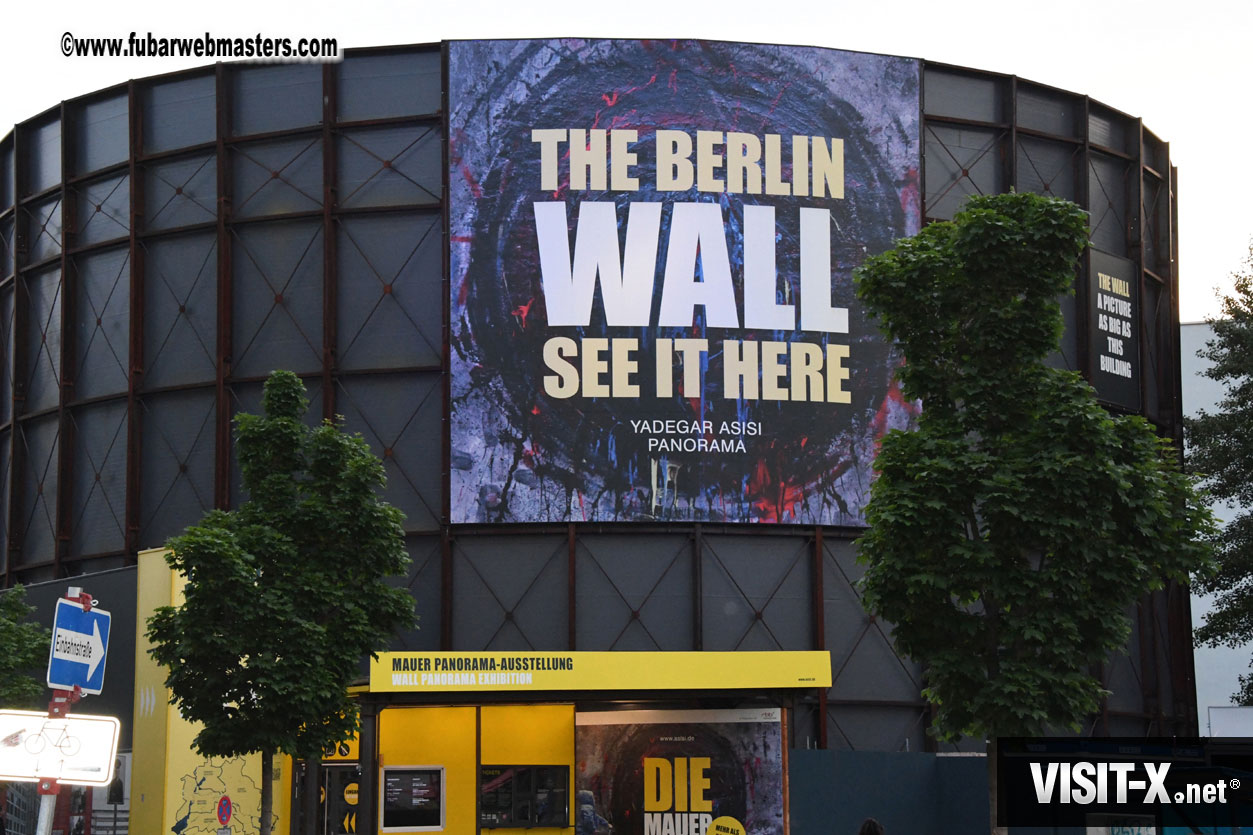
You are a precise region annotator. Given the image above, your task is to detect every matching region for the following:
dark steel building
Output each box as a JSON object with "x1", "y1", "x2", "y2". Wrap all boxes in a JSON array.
[{"x1": 0, "y1": 40, "x2": 1190, "y2": 833}]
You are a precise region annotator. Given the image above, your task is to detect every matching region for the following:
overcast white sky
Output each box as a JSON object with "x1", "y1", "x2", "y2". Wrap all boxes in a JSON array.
[{"x1": 3, "y1": 0, "x2": 1249, "y2": 321}]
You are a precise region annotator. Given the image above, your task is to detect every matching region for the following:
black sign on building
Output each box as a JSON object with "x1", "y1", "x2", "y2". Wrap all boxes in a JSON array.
[{"x1": 1088, "y1": 249, "x2": 1141, "y2": 412}]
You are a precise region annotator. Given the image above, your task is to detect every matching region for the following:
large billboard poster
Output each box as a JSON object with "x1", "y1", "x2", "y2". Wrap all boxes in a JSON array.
[
  {"x1": 575, "y1": 708, "x2": 784, "y2": 835},
  {"x1": 449, "y1": 39, "x2": 921, "y2": 524}
]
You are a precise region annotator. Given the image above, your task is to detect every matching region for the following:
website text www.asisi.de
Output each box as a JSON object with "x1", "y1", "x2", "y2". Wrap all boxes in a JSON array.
[{"x1": 61, "y1": 31, "x2": 340, "y2": 61}]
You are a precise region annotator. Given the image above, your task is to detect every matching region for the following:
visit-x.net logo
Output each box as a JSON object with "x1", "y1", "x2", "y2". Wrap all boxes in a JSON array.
[
  {"x1": 998, "y1": 738, "x2": 1253, "y2": 827},
  {"x1": 1029, "y1": 761, "x2": 1233, "y2": 805}
]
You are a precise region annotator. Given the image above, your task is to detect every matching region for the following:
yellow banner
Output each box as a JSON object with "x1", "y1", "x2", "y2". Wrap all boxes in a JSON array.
[{"x1": 370, "y1": 651, "x2": 830, "y2": 692}]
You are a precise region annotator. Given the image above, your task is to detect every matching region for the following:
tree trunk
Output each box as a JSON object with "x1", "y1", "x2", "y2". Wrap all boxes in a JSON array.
[
  {"x1": 988, "y1": 737, "x2": 1007, "y2": 835},
  {"x1": 261, "y1": 749, "x2": 274, "y2": 835}
]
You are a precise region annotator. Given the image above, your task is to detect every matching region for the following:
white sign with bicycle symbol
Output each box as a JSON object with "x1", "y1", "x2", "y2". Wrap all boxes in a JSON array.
[{"x1": 0, "y1": 709, "x2": 120, "y2": 786}]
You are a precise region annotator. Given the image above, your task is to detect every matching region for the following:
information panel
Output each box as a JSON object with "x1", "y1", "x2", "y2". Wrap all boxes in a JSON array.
[
  {"x1": 480, "y1": 765, "x2": 569, "y2": 827},
  {"x1": 381, "y1": 767, "x2": 443, "y2": 832},
  {"x1": 449, "y1": 39, "x2": 921, "y2": 525}
]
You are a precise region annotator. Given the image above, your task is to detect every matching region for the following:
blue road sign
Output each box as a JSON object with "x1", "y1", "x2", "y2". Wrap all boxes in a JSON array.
[{"x1": 46, "y1": 598, "x2": 111, "y2": 695}]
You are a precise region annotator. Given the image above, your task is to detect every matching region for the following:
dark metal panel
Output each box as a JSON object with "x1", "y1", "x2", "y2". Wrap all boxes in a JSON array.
[
  {"x1": 1103, "y1": 607, "x2": 1144, "y2": 715},
  {"x1": 230, "y1": 219, "x2": 324, "y2": 376},
  {"x1": 18, "y1": 415, "x2": 59, "y2": 564},
  {"x1": 1016, "y1": 82, "x2": 1081, "y2": 138},
  {"x1": 701, "y1": 533, "x2": 812, "y2": 651},
  {"x1": 74, "y1": 173, "x2": 130, "y2": 246},
  {"x1": 1141, "y1": 276, "x2": 1165, "y2": 424},
  {"x1": 338, "y1": 50, "x2": 442, "y2": 122},
  {"x1": 70, "y1": 246, "x2": 131, "y2": 401},
  {"x1": 335, "y1": 213, "x2": 441, "y2": 370},
  {"x1": 1088, "y1": 152, "x2": 1131, "y2": 258},
  {"x1": 75, "y1": 95, "x2": 129, "y2": 175},
  {"x1": 1142, "y1": 172, "x2": 1169, "y2": 280},
  {"x1": 922, "y1": 67, "x2": 1005, "y2": 124},
  {"x1": 1016, "y1": 136, "x2": 1079, "y2": 202},
  {"x1": 923, "y1": 124, "x2": 1005, "y2": 221},
  {"x1": 25, "y1": 196, "x2": 63, "y2": 264},
  {"x1": 142, "y1": 232, "x2": 219, "y2": 387},
  {"x1": 28, "y1": 118, "x2": 62, "y2": 195},
  {"x1": 440, "y1": 527, "x2": 452, "y2": 649},
  {"x1": 825, "y1": 704, "x2": 928, "y2": 753},
  {"x1": 573, "y1": 533, "x2": 694, "y2": 651},
  {"x1": 68, "y1": 400, "x2": 127, "y2": 556},
  {"x1": 232, "y1": 64, "x2": 323, "y2": 137},
  {"x1": 231, "y1": 138, "x2": 323, "y2": 219},
  {"x1": 821, "y1": 535, "x2": 925, "y2": 749},
  {"x1": 143, "y1": 73, "x2": 216, "y2": 153},
  {"x1": 450, "y1": 533, "x2": 567, "y2": 650},
  {"x1": 1141, "y1": 130, "x2": 1167, "y2": 177},
  {"x1": 1088, "y1": 103, "x2": 1134, "y2": 156},
  {"x1": 138, "y1": 389, "x2": 215, "y2": 551},
  {"x1": 334, "y1": 372, "x2": 441, "y2": 531},
  {"x1": 693, "y1": 524, "x2": 703, "y2": 650},
  {"x1": 386, "y1": 534, "x2": 442, "y2": 652},
  {"x1": 337, "y1": 126, "x2": 441, "y2": 209},
  {"x1": 142, "y1": 154, "x2": 217, "y2": 232},
  {"x1": 23, "y1": 265, "x2": 62, "y2": 415}
]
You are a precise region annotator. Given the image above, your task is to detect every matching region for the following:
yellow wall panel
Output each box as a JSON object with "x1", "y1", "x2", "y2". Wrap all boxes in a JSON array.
[
  {"x1": 480, "y1": 704, "x2": 573, "y2": 765},
  {"x1": 130, "y1": 547, "x2": 175, "y2": 835},
  {"x1": 379, "y1": 706, "x2": 477, "y2": 835},
  {"x1": 130, "y1": 548, "x2": 292, "y2": 835}
]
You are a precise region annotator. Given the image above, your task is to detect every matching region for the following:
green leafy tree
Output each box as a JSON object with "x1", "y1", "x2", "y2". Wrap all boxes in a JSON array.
[
  {"x1": 146, "y1": 371, "x2": 414, "y2": 835},
  {"x1": 1189, "y1": 247, "x2": 1253, "y2": 702},
  {"x1": 853, "y1": 192, "x2": 1214, "y2": 830},
  {"x1": 0, "y1": 585, "x2": 51, "y2": 707}
]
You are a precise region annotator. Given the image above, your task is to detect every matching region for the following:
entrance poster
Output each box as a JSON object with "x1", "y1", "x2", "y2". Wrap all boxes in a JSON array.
[
  {"x1": 449, "y1": 39, "x2": 921, "y2": 525},
  {"x1": 574, "y1": 708, "x2": 784, "y2": 835}
]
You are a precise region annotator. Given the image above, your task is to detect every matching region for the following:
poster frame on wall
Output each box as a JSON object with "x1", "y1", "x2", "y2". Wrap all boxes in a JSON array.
[
  {"x1": 574, "y1": 707, "x2": 788, "y2": 835},
  {"x1": 380, "y1": 765, "x2": 446, "y2": 833}
]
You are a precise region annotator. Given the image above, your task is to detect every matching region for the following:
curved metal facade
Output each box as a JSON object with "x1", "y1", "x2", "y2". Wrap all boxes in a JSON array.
[{"x1": 0, "y1": 43, "x2": 1192, "y2": 745}]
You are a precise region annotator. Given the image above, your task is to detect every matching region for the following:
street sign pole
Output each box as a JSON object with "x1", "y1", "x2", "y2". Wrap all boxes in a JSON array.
[
  {"x1": 35, "y1": 787, "x2": 55, "y2": 835},
  {"x1": 36, "y1": 587, "x2": 98, "y2": 835}
]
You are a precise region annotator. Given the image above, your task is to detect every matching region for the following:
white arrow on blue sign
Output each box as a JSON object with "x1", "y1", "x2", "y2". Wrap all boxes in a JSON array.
[{"x1": 46, "y1": 599, "x2": 111, "y2": 695}]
